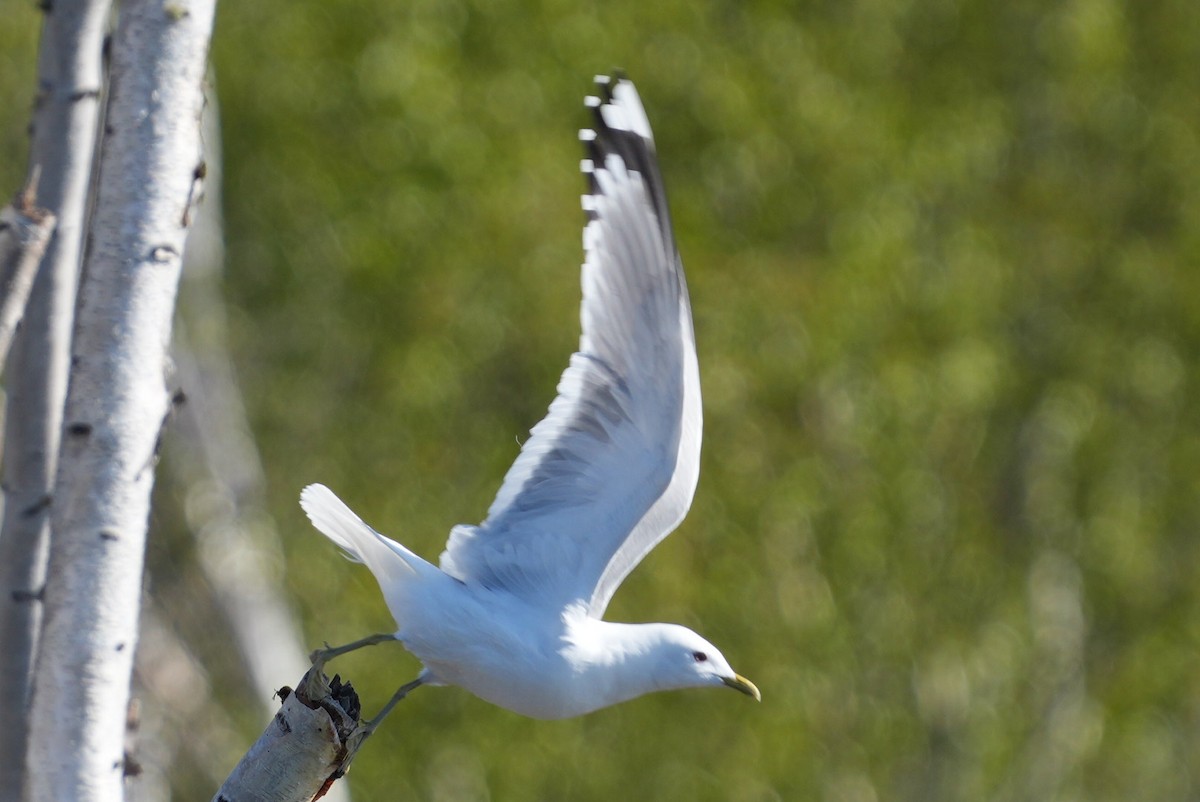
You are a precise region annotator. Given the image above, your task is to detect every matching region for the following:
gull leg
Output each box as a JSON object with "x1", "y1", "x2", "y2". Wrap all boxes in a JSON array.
[
  {"x1": 339, "y1": 676, "x2": 425, "y2": 771},
  {"x1": 305, "y1": 633, "x2": 397, "y2": 701},
  {"x1": 364, "y1": 676, "x2": 424, "y2": 732},
  {"x1": 309, "y1": 632, "x2": 397, "y2": 669}
]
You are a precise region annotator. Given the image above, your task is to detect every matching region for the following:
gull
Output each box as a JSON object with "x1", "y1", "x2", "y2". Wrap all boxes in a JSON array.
[{"x1": 301, "y1": 75, "x2": 759, "y2": 732}]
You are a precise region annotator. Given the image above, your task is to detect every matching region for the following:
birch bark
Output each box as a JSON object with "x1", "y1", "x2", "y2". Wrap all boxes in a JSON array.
[
  {"x1": 0, "y1": 1, "x2": 110, "y2": 793},
  {"x1": 23, "y1": 0, "x2": 217, "y2": 799},
  {"x1": 211, "y1": 670, "x2": 362, "y2": 802}
]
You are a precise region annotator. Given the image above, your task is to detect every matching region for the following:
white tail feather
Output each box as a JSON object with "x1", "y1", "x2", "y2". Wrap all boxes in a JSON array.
[{"x1": 300, "y1": 484, "x2": 419, "y2": 583}]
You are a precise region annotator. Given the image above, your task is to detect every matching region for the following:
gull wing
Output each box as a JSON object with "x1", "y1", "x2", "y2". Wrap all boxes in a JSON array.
[{"x1": 438, "y1": 76, "x2": 702, "y2": 618}]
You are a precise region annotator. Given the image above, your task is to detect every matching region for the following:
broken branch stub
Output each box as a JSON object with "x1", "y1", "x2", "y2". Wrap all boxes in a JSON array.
[{"x1": 211, "y1": 669, "x2": 361, "y2": 802}]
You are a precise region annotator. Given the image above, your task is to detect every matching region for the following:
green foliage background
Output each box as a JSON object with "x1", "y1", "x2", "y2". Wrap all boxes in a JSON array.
[{"x1": 4, "y1": 0, "x2": 1200, "y2": 799}]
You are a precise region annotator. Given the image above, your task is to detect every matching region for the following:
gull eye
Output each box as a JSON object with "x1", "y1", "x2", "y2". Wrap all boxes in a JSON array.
[{"x1": 692, "y1": 651, "x2": 708, "y2": 663}]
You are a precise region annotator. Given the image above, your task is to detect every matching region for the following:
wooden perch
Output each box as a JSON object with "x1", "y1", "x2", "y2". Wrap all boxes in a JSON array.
[
  {"x1": 0, "y1": 179, "x2": 56, "y2": 373},
  {"x1": 212, "y1": 668, "x2": 362, "y2": 802}
]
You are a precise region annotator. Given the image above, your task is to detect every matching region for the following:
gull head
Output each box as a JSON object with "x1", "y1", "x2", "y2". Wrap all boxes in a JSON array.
[{"x1": 640, "y1": 624, "x2": 760, "y2": 702}]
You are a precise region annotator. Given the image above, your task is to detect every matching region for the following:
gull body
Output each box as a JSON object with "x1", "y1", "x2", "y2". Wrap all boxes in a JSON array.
[{"x1": 301, "y1": 76, "x2": 758, "y2": 720}]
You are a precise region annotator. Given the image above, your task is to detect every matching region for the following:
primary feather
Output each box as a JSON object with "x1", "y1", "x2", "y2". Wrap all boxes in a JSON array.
[{"x1": 438, "y1": 76, "x2": 702, "y2": 617}]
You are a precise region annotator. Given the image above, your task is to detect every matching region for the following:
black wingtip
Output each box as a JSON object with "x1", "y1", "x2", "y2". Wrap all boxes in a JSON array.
[
  {"x1": 577, "y1": 73, "x2": 675, "y2": 249},
  {"x1": 579, "y1": 73, "x2": 656, "y2": 173}
]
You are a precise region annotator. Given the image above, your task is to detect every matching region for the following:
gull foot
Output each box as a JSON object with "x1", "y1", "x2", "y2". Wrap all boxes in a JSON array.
[{"x1": 334, "y1": 677, "x2": 424, "y2": 774}]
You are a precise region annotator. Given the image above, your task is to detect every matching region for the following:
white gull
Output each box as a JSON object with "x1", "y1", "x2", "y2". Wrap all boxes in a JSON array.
[{"x1": 301, "y1": 75, "x2": 759, "y2": 727}]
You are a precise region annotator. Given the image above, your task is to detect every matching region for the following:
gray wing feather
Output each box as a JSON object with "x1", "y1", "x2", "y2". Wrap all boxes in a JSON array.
[{"x1": 438, "y1": 77, "x2": 702, "y2": 617}]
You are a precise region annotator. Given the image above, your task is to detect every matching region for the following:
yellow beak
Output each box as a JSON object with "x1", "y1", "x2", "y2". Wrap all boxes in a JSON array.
[{"x1": 722, "y1": 673, "x2": 761, "y2": 701}]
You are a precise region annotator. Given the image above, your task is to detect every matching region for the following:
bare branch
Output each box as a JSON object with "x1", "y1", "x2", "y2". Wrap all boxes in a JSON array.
[
  {"x1": 0, "y1": 177, "x2": 56, "y2": 372},
  {"x1": 23, "y1": 0, "x2": 217, "y2": 798}
]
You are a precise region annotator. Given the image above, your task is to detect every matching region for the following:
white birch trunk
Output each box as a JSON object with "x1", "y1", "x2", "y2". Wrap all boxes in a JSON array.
[
  {"x1": 23, "y1": 0, "x2": 217, "y2": 799},
  {"x1": 0, "y1": 0, "x2": 110, "y2": 794}
]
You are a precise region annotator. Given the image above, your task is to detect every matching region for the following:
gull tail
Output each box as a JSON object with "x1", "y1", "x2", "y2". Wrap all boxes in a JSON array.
[{"x1": 300, "y1": 484, "x2": 424, "y2": 586}]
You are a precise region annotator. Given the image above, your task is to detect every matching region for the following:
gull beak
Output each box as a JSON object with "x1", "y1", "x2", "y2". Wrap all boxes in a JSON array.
[{"x1": 722, "y1": 673, "x2": 761, "y2": 702}]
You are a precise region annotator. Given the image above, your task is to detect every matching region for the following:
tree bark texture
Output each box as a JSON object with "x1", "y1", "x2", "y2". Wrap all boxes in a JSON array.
[
  {"x1": 0, "y1": 0, "x2": 110, "y2": 795},
  {"x1": 211, "y1": 670, "x2": 361, "y2": 802},
  {"x1": 23, "y1": 0, "x2": 217, "y2": 799}
]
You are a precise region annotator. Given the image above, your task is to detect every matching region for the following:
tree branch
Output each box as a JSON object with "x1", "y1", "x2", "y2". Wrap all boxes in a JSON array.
[
  {"x1": 0, "y1": 178, "x2": 56, "y2": 372},
  {"x1": 23, "y1": 0, "x2": 217, "y2": 799},
  {"x1": 211, "y1": 669, "x2": 362, "y2": 802}
]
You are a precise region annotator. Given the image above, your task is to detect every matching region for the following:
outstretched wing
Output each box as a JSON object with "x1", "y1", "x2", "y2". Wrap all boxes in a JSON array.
[{"x1": 438, "y1": 76, "x2": 702, "y2": 618}]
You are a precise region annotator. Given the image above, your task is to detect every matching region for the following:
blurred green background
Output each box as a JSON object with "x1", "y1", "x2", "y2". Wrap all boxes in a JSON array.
[{"x1": 4, "y1": 0, "x2": 1200, "y2": 799}]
